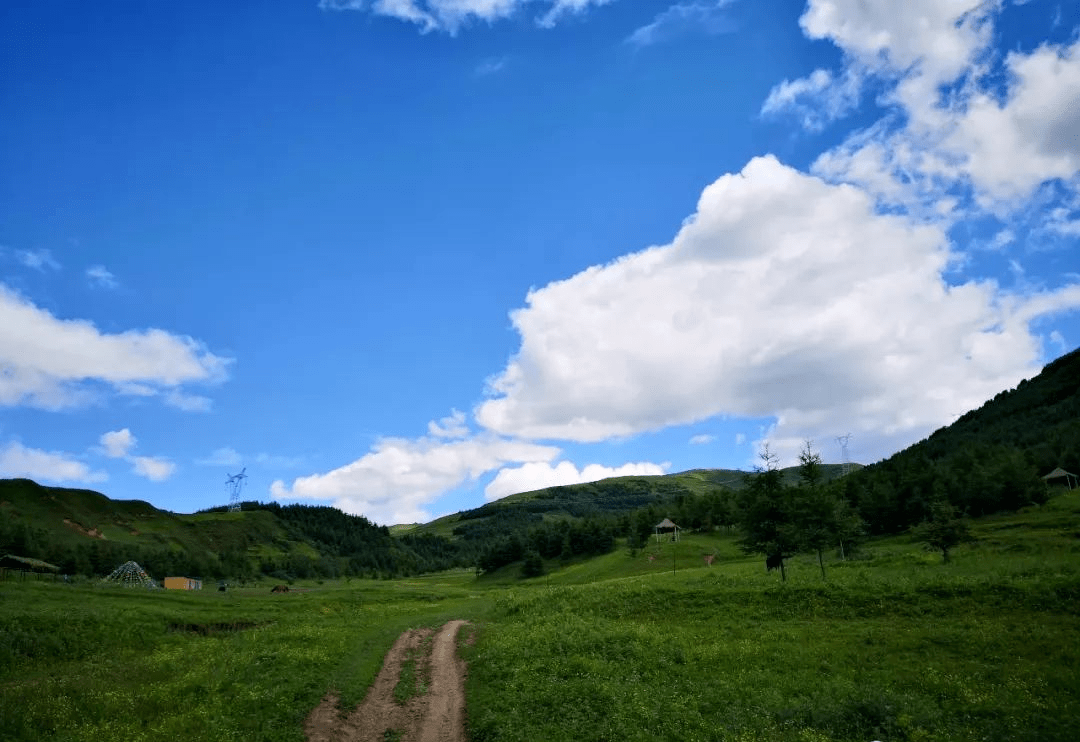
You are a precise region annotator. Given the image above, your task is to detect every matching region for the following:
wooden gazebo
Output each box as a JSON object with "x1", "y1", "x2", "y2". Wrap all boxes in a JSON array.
[
  {"x1": 654, "y1": 518, "x2": 681, "y2": 544},
  {"x1": 1043, "y1": 467, "x2": 1078, "y2": 491}
]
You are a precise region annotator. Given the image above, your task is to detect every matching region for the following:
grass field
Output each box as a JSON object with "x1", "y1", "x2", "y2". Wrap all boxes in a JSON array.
[{"x1": 3, "y1": 493, "x2": 1079, "y2": 741}]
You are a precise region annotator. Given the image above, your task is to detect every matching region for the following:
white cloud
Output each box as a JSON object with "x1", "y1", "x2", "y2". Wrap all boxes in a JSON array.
[
  {"x1": 536, "y1": 0, "x2": 613, "y2": 28},
  {"x1": 626, "y1": 0, "x2": 737, "y2": 47},
  {"x1": 254, "y1": 452, "x2": 305, "y2": 468},
  {"x1": 131, "y1": 456, "x2": 175, "y2": 482},
  {"x1": 799, "y1": 0, "x2": 993, "y2": 88},
  {"x1": 271, "y1": 424, "x2": 561, "y2": 524},
  {"x1": 475, "y1": 155, "x2": 1080, "y2": 466},
  {"x1": 943, "y1": 40, "x2": 1080, "y2": 204},
  {"x1": 319, "y1": 0, "x2": 613, "y2": 34},
  {"x1": 95, "y1": 427, "x2": 176, "y2": 481},
  {"x1": 197, "y1": 446, "x2": 303, "y2": 469},
  {"x1": 197, "y1": 447, "x2": 243, "y2": 467},
  {"x1": 0, "y1": 284, "x2": 228, "y2": 410},
  {"x1": 428, "y1": 409, "x2": 470, "y2": 438},
  {"x1": 164, "y1": 390, "x2": 213, "y2": 412},
  {"x1": 734, "y1": 433, "x2": 746, "y2": 445},
  {"x1": 85, "y1": 265, "x2": 118, "y2": 289},
  {"x1": 100, "y1": 428, "x2": 136, "y2": 458},
  {"x1": 484, "y1": 459, "x2": 669, "y2": 501},
  {"x1": 761, "y1": 67, "x2": 861, "y2": 131},
  {"x1": 787, "y1": 1, "x2": 1080, "y2": 213},
  {"x1": 689, "y1": 434, "x2": 715, "y2": 445},
  {"x1": 1048, "y1": 329, "x2": 1067, "y2": 354},
  {"x1": 16, "y1": 249, "x2": 60, "y2": 272},
  {"x1": 0, "y1": 441, "x2": 106, "y2": 484}
]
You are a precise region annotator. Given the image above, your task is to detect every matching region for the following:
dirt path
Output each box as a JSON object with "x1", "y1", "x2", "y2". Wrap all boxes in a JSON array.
[{"x1": 305, "y1": 620, "x2": 470, "y2": 742}]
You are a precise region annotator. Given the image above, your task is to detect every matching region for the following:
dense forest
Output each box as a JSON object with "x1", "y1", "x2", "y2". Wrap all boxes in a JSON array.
[{"x1": 2, "y1": 347, "x2": 1077, "y2": 582}]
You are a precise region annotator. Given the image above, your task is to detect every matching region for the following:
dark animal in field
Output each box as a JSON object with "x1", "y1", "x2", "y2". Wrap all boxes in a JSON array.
[
  {"x1": 271, "y1": 584, "x2": 289, "y2": 593},
  {"x1": 766, "y1": 554, "x2": 784, "y2": 572}
]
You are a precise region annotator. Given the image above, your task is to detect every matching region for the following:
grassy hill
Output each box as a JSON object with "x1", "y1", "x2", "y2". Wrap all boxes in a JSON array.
[
  {"x1": 0, "y1": 479, "x2": 457, "y2": 580},
  {"x1": 0, "y1": 478, "x2": 298, "y2": 550},
  {"x1": 0, "y1": 478, "x2": 298, "y2": 554}
]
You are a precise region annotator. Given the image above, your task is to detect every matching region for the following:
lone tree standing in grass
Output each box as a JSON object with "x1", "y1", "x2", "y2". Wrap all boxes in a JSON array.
[
  {"x1": 521, "y1": 550, "x2": 545, "y2": 578},
  {"x1": 912, "y1": 501, "x2": 971, "y2": 563},
  {"x1": 737, "y1": 444, "x2": 798, "y2": 581},
  {"x1": 791, "y1": 441, "x2": 835, "y2": 580}
]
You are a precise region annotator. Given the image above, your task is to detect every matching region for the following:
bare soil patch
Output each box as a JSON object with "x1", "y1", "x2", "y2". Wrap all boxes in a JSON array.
[
  {"x1": 62, "y1": 518, "x2": 104, "y2": 539},
  {"x1": 306, "y1": 619, "x2": 470, "y2": 742}
]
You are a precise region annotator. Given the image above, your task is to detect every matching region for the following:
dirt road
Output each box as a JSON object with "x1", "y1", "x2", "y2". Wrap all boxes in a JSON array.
[{"x1": 305, "y1": 620, "x2": 470, "y2": 742}]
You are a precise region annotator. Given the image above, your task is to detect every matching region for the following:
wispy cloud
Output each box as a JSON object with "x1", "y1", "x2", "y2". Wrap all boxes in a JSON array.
[
  {"x1": 474, "y1": 57, "x2": 507, "y2": 76},
  {"x1": 197, "y1": 446, "x2": 304, "y2": 469},
  {"x1": 760, "y1": 67, "x2": 861, "y2": 132},
  {"x1": 320, "y1": 0, "x2": 614, "y2": 35},
  {"x1": 16, "y1": 248, "x2": 60, "y2": 272},
  {"x1": 626, "y1": 1, "x2": 737, "y2": 47},
  {"x1": 197, "y1": 447, "x2": 244, "y2": 467},
  {"x1": 86, "y1": 265, "x2": 118, "y2": 289},
  {"x1": 537, "y1": 0, "x2": 614, "y2": 29},
  {"x1": 164, "y1": 390, "x2": 213, "y2": 413}
]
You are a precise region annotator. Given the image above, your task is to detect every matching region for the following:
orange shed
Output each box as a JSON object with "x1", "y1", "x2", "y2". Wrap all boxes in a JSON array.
[{"x1": 163, "y1": 576, "x2": 202, "y2": 590}]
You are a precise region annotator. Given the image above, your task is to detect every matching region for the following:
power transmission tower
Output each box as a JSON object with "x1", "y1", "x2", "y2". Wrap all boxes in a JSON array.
[
  {"x1": 835, "y1": 434, "x2": 853, "y2": 476},
  {"x1": 225, "y1": 467, "x2": 247, "y2": 512}
]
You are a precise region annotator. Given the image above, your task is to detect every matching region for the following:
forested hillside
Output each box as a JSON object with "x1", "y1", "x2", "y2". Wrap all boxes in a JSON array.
[
  {"x1": 0, "y1": 480, "x2": 470, "y2": 581},
  {"x1": 834, "y1": 346, "x2": 1079, "y2": 534}
]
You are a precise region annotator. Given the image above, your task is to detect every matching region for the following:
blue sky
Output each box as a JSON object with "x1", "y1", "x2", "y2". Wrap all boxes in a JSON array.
[{"x1": 1, "y1": 0, "x2": 1078, "y2": 524}]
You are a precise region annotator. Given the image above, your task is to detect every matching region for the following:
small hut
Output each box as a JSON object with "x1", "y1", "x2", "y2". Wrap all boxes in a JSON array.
[
  {"x1": 655, "y1": 518, "x2": 681, "y2": 544},
  {"x1": 1042, "y1": 467, "x2": 1078, "y2": 491},
  {"x1": 0, "y1": 555, "x2": 60, "y2": 581},
  {"x1": 163, "y1": 577, "x2": 202, "y2": 591}
]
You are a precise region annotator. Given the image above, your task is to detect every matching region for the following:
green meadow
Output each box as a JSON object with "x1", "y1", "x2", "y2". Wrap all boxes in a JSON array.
[{"x1": 3, "y1": 491, "x2": 1079, "y2": 741}]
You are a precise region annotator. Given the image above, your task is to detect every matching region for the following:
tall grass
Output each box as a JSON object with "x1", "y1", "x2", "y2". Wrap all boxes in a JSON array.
[
  {"x1": 0, "y1": 578, "x2": 485, "y2": 741},
  {"x1": 465, "y1": 497, "x2": 1080, "y2": 741},
  {"x1": 3, "y1": 494, "x2": 1078, "y2": 741}
]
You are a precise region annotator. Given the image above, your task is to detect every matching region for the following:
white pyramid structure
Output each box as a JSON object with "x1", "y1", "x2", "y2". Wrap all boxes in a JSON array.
[{"x1": 102, "y1": 560, "x2": 159, "y2": 588}]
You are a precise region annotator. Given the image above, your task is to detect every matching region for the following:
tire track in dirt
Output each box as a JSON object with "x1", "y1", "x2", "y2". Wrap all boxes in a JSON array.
[{"x1": 305, "y1": 620, "x2": 470, "y2": 742}]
